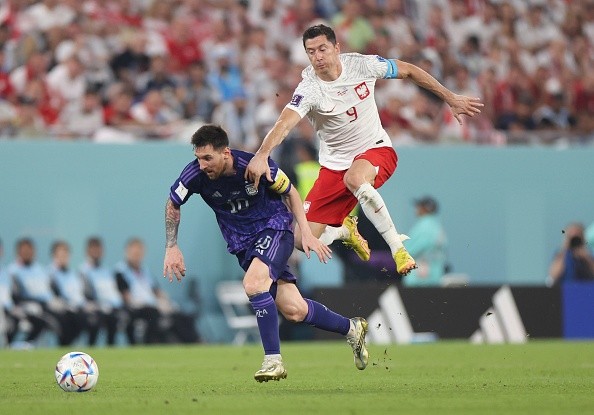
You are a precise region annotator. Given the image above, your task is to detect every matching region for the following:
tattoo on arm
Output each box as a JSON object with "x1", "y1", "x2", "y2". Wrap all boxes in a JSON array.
[{"x1": 165, "y1": 199, "x2": 181, "y2": 248}]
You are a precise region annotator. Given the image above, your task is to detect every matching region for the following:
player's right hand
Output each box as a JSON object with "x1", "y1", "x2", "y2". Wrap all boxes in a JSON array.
[
  {"x1": 245, "y1": 153, "x2": 272, "y2": 188},
  {"x1": 163, "y1": 245, "x2": 186, "y2": 282}
]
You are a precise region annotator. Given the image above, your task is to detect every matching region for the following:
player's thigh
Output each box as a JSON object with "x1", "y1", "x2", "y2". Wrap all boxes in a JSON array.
[
  {"x1": 243, "y1": 257, "x2": 273, "y2": 295},
  {"x1": 352, "y1": 146, "x2": 398, "y2": 190},
  {"x1": 275, "y1": 280, "x2": 308, "y2": 322},
  {"x1": 305, "y1": 167, "x2": 357, "y2": 226}
]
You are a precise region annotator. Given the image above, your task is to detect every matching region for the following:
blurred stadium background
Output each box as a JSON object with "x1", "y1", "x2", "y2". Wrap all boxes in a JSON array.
[{"x1": 1, "y1": 0, "x2": 593, "y2": 348}]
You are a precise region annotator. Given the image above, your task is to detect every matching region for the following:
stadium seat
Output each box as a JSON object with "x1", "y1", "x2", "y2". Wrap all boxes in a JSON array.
[{"x1": 215, "y1": 281, "x2": 260, "y2": 345}]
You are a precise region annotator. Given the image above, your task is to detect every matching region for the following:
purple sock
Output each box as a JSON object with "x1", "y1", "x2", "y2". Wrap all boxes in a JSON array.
[
  {"x1": 304, "y1": 299, "x2": 350, "y2": 335},
  {"x1": 249, "y1": 292, "x2": 280, "y2": 355}
]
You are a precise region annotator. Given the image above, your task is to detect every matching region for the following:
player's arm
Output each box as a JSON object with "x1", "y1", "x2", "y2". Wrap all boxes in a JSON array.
[
  {"x1": 269, "y1": 169, "x2": 331, "y2": 263},
  {"x1": 394, "y1": 59, "x2": 483, "y2": 124},
  {"x1": 163, "y1": 198, "x2": 186, "y2": 282},
  {"x1": 245, "y1": 107, "x2": 302, "y2": 188}
]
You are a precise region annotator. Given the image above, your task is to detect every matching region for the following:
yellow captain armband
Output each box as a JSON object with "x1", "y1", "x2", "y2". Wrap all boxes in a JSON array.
[{"x1": 269, "y1": 168, "x2": 292, "y2": 195}]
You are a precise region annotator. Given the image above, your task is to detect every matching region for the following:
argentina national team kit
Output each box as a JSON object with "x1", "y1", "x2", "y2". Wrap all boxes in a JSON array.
[{"x1": 169, "y1": 150, "x2": 296, "y2": 282}]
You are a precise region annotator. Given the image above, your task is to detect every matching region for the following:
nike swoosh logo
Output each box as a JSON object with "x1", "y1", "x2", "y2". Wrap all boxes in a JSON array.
[{"x1": 374, "y1": 205, "x2": 384, "y2": 213}]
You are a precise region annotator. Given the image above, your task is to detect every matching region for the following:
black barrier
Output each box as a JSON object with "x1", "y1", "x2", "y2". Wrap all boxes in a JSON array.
[{"x1": 309, "y1": 284, "x2": 562, "y2": 340}]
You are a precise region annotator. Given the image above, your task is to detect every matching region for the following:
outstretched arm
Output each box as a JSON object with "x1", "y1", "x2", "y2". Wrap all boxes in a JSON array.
[
  {"x1": 163, "y1": 198, "x2": 186, "y2": 282},
  {"x1": 395, "y1": 59, "x2": 484, "y2": 124},
  {"x1": 245, "y1": 107, "x2": 302, "y2": 188},
  {"x1": 282, "y1": 185, "x2": 331, "y2": 263}
]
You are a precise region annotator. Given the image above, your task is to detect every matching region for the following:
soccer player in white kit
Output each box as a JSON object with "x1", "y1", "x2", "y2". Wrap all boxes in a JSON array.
[{"x1": 245, "y1": 24, "x2": 483, "y2": 276}]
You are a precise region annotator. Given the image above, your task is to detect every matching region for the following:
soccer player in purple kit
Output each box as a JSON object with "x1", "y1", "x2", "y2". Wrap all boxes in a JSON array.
[{"x1": 163, "y1": 125, "x2": 369, "y2": 382}]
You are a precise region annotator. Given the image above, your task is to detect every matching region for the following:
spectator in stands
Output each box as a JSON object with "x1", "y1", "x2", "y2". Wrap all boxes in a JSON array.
[
  {"x1": 181, "y1": 61, "x2": 215, "y2": 122},
  {"x1": 54, "y1": 89, "x2": 105, "y2": 139},
  {"x1": 331, "y1": 0, "x2": 375, "y2": 52},
  {"x1": 129, "y1": 89, "x2": 183, "y2": 140},
  {"x1": 79, "y1": 237, "x2": 126, "y2": 346},
  {"x1": 46, "y1": 55, "x2": 86, "y2": 105},
  {"x1": 163, "y1": 17, "x2": 203, "y2": 75},
  {"x1": 548, "y1": 223, "x2": 594, "y2": 286},
  {"x1": 403, "y1": 196, "x2": 449, "y2": 287},
  {"x1": 8, "y1": 238, "x2": 63, "y2": 345},
  {"x1": 48, "y1": 240, "x2": 100, "y2": 345},
  {"x1": 533, "y1": 79, "x2": 576, "y2": 131},
  {"x1": 110, "y1": 31, "x2": 151, "y2": 88}
]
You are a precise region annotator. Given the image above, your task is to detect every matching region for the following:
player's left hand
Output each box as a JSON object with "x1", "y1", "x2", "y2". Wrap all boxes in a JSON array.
[
  {"x1": 163, "y1": 245, "x2": 186, "y2": 282},
  {"x1": 301, "y1": 232, "x2": 332, "y2": 264},
  {"x1": 448, "y1": 94, "x2": 484, "y2": 124}
]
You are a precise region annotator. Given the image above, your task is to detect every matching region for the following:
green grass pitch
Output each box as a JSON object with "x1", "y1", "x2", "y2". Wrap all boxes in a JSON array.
[{"x1": 0, "y1": 341, "x2": 593, "y2": 415}]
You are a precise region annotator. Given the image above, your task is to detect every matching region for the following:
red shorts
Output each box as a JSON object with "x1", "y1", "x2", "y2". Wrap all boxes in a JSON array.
[{"x1": 304, "y1": 146, "x2": 397, "y2": 226}]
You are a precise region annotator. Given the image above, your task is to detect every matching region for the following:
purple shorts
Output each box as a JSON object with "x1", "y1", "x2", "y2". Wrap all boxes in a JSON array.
[{"x1": 236, "y1": 228, "x2": 296, "y2": 283}]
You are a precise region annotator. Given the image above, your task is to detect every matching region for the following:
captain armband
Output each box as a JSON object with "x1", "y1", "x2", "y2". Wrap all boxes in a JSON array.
[
  {"x1": 383, "y1": 58, "x2": 398, "y2": 79},
  {"x1": 269, "y1": 168, "x2": 292, "y2": 195}
]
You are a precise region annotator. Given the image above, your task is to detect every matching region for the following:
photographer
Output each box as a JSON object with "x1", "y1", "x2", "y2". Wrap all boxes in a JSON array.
[{"x1": 548, "y1": 223, "x2": 594, "y2": 286}]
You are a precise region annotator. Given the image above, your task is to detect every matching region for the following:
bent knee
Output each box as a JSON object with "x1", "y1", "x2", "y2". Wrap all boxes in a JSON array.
[{"x1": 242, "y1": 275, "x2": 271, "y2": 297}]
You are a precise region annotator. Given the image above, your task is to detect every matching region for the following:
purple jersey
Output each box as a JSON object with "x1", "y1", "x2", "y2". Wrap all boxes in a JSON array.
[{"x1": 169, "y1": 150, "x2": 294, "y2": 254}]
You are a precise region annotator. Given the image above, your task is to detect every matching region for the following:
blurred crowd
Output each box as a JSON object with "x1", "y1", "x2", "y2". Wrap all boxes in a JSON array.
[
  {"x1": 0, "y1": 236, "x2": 200, "y2": 348},
  {"x1": 0, "y1": 0, "x2": 592, "y2": 148}
]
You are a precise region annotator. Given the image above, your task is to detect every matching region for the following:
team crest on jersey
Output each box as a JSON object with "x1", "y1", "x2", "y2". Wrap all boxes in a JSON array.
[
  {"x1": 303, "y1": 201, "x2": 311, "y2": 213},
  {"x1": 290, "y1": 94, "x2": 303, "y2": 107},
  {"x1": 355, "y1": 82, "x2": 370, "y2": 100},
  {"x1": 245, "y1": 183, "x2": 258, "y2": 196}
]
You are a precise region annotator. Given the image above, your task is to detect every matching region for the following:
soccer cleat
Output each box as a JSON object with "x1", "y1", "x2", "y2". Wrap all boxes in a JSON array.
[
  {"x1": 346, "y1": 317, "x2": 369, "y2": 370},
  {"x1": 254, "y1": 358, "x2": 287, "y2": 383},
  {"x1": 342, "y1": 216, "x2": 371, "y2": 261},
  {"x1": 394, "y1": 247, "x2": 417, "y2": 276}
]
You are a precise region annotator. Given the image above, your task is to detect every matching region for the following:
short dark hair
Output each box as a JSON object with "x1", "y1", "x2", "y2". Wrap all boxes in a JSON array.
[
  {"x1": 16, "y1": 237, "x2": 34, "y2": 251},
  {"x1": 87, "y1": 236, "x2": 103, "y2": 248},
  {"x1": 51, "y1": 240, "x2": 69, "y2": 255},
  {"x1": 191, "y1": 125, "x2": 229, "y2": 150},
  {"x1": 302, "y1": 24, "x2": 336, "y2": 48}
]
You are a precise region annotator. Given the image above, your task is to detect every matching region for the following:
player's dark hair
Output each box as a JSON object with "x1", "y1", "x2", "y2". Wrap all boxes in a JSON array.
[
  {"x1": 191, "y1": 124, "x2": 229, "y2": 150},
  {"x1": 302, "y1": 24, "x2": 336, "y2": 48}
]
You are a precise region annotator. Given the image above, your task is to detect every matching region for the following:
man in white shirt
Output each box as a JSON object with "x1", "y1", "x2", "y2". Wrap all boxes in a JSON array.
[{"x1": 245, "y1": 24, "x2": 483, "y2": 276}]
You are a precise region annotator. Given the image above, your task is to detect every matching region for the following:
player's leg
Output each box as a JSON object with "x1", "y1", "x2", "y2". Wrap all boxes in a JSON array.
[
  {"x1": 240, "y1": 229, "x2": 295, "y2": 382},
  {"x1": 344, "y1": 148, "x2": 417, "y2": 275},
  {"x1": 294, "y1": 167, "x2": 370, "y2": 261},
  {"x1": 274, "y1": 280, "x2": 369, "y2": 370}
]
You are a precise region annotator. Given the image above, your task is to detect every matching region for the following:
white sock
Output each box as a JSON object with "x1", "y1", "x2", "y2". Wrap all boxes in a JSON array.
[
  {"x1": 319, "y1": 225, "x2": 349, "y2": 245},
  {"x1": 265, "y1": 353, "x2": 282, "y2": 361},
  {"x1": 354, "y1": 182, "x2": 403, "y2": 254},
  {"x1": 346, "y1": 320, "x2": 356, "y2": 338}
]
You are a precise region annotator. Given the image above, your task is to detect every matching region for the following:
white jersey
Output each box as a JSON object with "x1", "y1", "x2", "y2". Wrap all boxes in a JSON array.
[{"x1": 286, "y1": 53, "x2": 396, "y2": 170}]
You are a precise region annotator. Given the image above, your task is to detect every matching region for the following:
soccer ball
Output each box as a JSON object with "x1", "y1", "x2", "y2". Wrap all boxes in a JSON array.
[{"x1": 55, "y1": 351, "x2": 99, "y2": 392}]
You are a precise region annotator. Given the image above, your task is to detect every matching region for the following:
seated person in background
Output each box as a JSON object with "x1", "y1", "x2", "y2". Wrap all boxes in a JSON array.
[
  {"x1": 116, "y1": 238, "x2": 198, "y2": 344},
  {"x1": 403, "y1": 196, "x2": 449, "y2": 287},
  {"x1": 1, "y1": 237, "x2": 45, "y2": 345},
  {"x1": 548, "y1": 223, "x2": 594, "y2": 286},
  {"x1": 79, "y1": 237, "x2": 127, "y2": 346},
  {"x1": 49, "y1": 240, "x2": 101, "y2": 345},
  {"x1": 8, "y1": 238, "x2": 63, "y2": 345}
]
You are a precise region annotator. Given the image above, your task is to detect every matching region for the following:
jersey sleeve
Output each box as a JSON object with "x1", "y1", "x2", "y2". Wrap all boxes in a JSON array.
[
  {"x1": 364, "y1": 54, "x2": 398, "y2": 79},
  {"x1": 267, "y1": 157, "x2": 292, "y2": 195},
  {"x1": 285, "y1": 79, "x2": 317, "y2": 118},
  {"x1": 169, "y1": 160, "x2": 201, "y2": 206}
]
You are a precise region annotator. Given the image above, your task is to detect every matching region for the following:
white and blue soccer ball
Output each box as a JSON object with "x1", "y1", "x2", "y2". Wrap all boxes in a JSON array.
[{"x1": 55, "y1": 351, "x2": 99, "y2": 392}]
